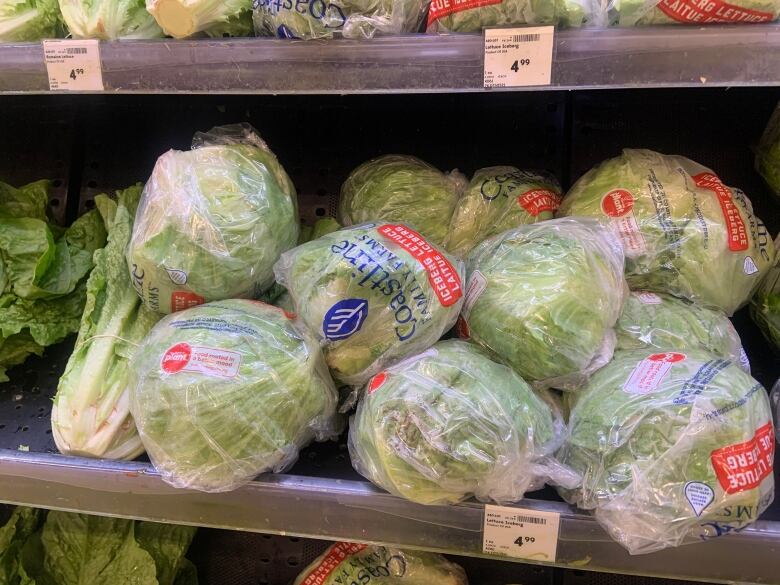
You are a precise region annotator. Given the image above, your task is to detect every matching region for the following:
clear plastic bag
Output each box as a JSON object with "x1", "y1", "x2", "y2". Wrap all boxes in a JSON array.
[
  {"x1": 339, "y1": 155, "x2": 467, "y2": 247},
  {"x1": 129, "y1": 299, "x2": 341, "y2": 493},
  {"x1": 127, "y1": 123, "x2": 298, "y2": 314},
  {"x1": 293, "y1": 542, "x2": 469, "y2": 585},
  {"x1": 607, "y1": 0, "x2": 780, "y2": 25},
  {"x1": 348, "y1": 340, "x2": 578, "y2": 505},
  {"x1": 425, "y1": 0, "x2": 592, "y2": 32},
  {"x1": 274, "y1": 222, "x2": 465, "y2": 386},
  {"x1": 750, "y1": 234, "x2": 780, "y2": 350},
  {"x1": 616, "y1": 290, "x2": 747, "y2": 370},
  {"x1": 446, "y1": 167, "x2": 562, "y2": 258},
  {"x1": 558, "y1": 348, "x2": 775, "y2": 555},
  {"x1": 558, "y1": 149, "x2": 776, "y2": 315},
  {"x1": 459, "y1": 217, "x2": 628, "y2": 391},
  {"x1": 757, "y1": 103, "x2": 780, "y2": 195},
  {"x1": 253, "y1": 0, "x2": 428, "y2": 38}
]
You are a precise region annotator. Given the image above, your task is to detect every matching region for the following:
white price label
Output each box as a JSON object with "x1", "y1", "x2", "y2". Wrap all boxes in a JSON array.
[
  {"x1": 43, "y1": 40, "x2": 104, "y2": 91},
  {"x1": 483, "y1": 26, "x2": 554, "y2": 89},
  {"x1": 483, "y1": 505, "x2": 560, "y2": 562}
]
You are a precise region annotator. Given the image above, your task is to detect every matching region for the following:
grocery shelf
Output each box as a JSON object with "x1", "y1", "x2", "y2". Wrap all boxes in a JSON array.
[{"x1": 5, "y1": 25, "x2": 780, "y2": 93}]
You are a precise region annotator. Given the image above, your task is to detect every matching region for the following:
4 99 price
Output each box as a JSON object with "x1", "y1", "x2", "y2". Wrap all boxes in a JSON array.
[
  {"x1": 510, "y1": 59, "x2": 531, "y2": 72},
  {"x1": 514, "y1": 535, "x2": 536, "y2": 547}
]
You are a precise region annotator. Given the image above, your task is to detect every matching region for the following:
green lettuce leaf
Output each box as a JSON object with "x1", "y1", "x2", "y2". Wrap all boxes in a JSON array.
[
  {"x1": 428, "y1": 0, "x2": 588, "y2": 31},
  {"x1": 0, "y1": 507, "x2": 43, "y2": 585},
  {"x1": 58, "y1": 0, "x2": 163, "y2": 39},
  {"x1": 750, "y1": 235, "x2": 780, "y2": 349},
  {"x1": 135, "y1": 522, "x2": 198, "y2": 585},
  {"x1": 146, "y1": 0, "x2": 252, "y2": 37},
  {"x1": 0, "y1": 0, "x2": 64, "y2": 41}
]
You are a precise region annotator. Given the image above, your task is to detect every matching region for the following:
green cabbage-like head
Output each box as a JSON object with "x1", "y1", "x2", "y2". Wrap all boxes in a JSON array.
[
  {"x1": 446, "y1": 166, "x2": 561, "y2": 257},
  {"x1": 274, "y1": 222, "x2": 465, "y2": 385},
  {"x1": 127, "y1": 124, "x2": 298, "y2": 314},
  {"x1": 348, "y1": 340, "x2": 564, "y2": 505},
  {"x1": 610, "y1": 0, "x2": 780, "y2": 25},
  {"x1": 59, "y1": 0, "x2": 162, "y2": 39},
  {"x1": 751, "y1": 236, "x2": 780, "y2": 350},
  {"x1": 129, "y1": 299, "x2": 340, "y2": 492},
  {"x1": 558, "y1": 348, "x2": 774, "y2": 554},
  {"x1": 0, "y1": 0, "x2": 64, "y2": 41},
  {"x1": 339, "y1": 155, "x2": 465, "y2": 246},
  {"x1": 460, "y1": 217, "x2": 627, "y2": 390},
  {"x1": 558, "y1": 149, "x2": 776, "y2": 315},
  {"x1": 427, "y1": 0, "x2": 588, "y2": 32}
]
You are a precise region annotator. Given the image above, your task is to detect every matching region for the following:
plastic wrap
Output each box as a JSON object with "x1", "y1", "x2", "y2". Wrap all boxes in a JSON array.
[
  {"x1": 129, "y1": 299, "x2": 340, "y2": 492},
  {"x1": 558, "y1": 348, "x2": 774, "y2": 555},
  {"x1": 348, "y1": 340, "x2": 577, "y2": 505},
  {"x1": 446, "y1": 167, "x2": 562, "y2": 257},
  {"x1": 608, "y1": 0, "x2": 780, "y2": 25},
  {"x1": 426, "y1": 0, "x2": 590, "y2": 32},
  {"x1": 339, "y1": 155, "x2": 466, "y2": 247},
  {"x1": 616, "y1": 290, "x2": 747, "y2": 370},
  {"x1": 750, "y1": 234, "x2": 780, "y2": 350},
  {"x1": 127, "y1": 123, "x2": 298, "y2": 314},
  {"x1": 558, "y1": 149, "x2": 776, "y2": 315},
  {"x1": 274, "y1": 222, "x2": 465, "y2": 386},
  {"x1": 459, "y1": 217, "x2": 627, "y2": 391},
  {"x1": 253, "y1": 0, "x2": 427, "y2": 39},
  {"x1": 757, "y1": 103, "x2": 780, "y2": 195},
  {"x1": 772, "y1": 378, "x2": 780, "y2": 444},
  {"x1": 58, "y1": 0, "x2": 162, "y2": 39},
  {"x1": 293, "y1": 542, "x2": 468, "y2": 585}
]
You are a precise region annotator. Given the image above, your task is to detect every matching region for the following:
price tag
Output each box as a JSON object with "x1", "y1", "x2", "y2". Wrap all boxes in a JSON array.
[
  {"x1": 43, "y1": 40, "x2": 104, "y2": 91},
  {"x1": 483, "y1": 505, "x2": 560, "y2": 562},
  {"x1": 483, "y1": 26, "x2": 554, "y2": 89}
]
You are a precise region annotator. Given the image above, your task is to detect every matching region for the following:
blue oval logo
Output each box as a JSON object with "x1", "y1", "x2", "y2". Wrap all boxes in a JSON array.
[{"x1": 323, "y1": 298, "x2": 368, "y2": 341}]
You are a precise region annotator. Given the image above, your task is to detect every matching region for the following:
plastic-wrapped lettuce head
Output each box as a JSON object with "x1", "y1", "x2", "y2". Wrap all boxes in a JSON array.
[
  {"x1": 129, "y1": 299, "x2": 340, "y2": 492},
  {"x1": 127, "y1": 124, "x2": 298, "y2": 314},
  {"x1": 339, "y1": 155, "x2": 465, "y2": 246},
  {"x1": 460, "y1": 217, "x2": 627, "y2": 390},
  {"x1": 616, "y1": 290, "x2": 747, "y2": 368},
  {"x1": 58, "y1": 0, "x2": 162, "y2": 39},
  {"x1": 558, "y1": 348, "x2": 774, "y2": 555},
  {"x1": 0, "y1": 0, "x2": 64, "y2": 41},
  {"x1": 146, "y1": 0, "x2": 252, "y2": 37},
  {"x1": 274, "y1": 222, "x2": 464, "y2": 386},
  {"x1": 426, "y1": 0, "x2": 588, "y2": 32},
  {"x1": 751, "y1": 235, "x2": 780, "y2": 350},
  {"x1": 757, "y1": 103, "x2": 780, "y2": 195},
  {"x1": 610, "y1": 0, "x2": 780, "y2": 25},
  {"x1": 446, "y1": 167, "x2": 561, "y2": 257},
  {"x1": 349, "y1": 340, "x2": 572, "y2": 505},
  {"x1": 253, "y1": 0, "x2": 426, "y2": 39},
  {"x1": 558, "y1": 149, "x2": 776, "y2": 315},
  {"x1": 293, "y1": 543, "x2": 468, "y2": 585}
]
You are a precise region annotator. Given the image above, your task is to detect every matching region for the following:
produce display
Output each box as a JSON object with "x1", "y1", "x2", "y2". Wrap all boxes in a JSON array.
[
  {"x1": 0, "y1": 0, "x2": 63, "y2": 40},
  {"x1": 751, "y1": 235, "x2": 780, "y2": 350},
  {"x1": 459, "y1": 217, "x2": 627, "y2": 390},
  {"x1": 446, "y1": 167, "x2": 562, "y2": 257},
  {"x1": 253, "y1": 0, "x2": 428, "y2": 39},
  {"x1": 426, "y1": 0, "x2": 590, "y2": 32},
  {"x1": 558, "y1": 149, "x2": 776, "y2": 315},
  {"x1": 349, "y1": 340, "x2": 572, "y2": 505},
  {"x1": 559, "y1": 348, "x2": 774, "y2": 554},
  {"x1": 58, "y1": 0, "x2": 163, "y2": 38},
  {"x1": 52, "y1": 185, "x2": 160, "y2": 461},
  {"x1": 292, "y1": 542, "x2": 468, "y2": 585},
  {"x1": 610, "y1": 0, "x2": 780, "y2": 25},
  {"x1": 127, "y1": 123, "x2": 298, "y2": 314},
  {"x1": 275, "y1": 222, "x2": 464, "y2": 385},
  {"x1": 339, "y1": 155, "x2": 466, "y2": 247},
  {"x1": 0, "y1": 507, "x2": 197, "y2": 585},
  {"x1": 616, "y1": 290, "x2": 746, "y2": 367}
]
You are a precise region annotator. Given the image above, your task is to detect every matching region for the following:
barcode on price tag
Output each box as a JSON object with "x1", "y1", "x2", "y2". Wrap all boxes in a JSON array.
[
  {"x1": 483, "y1": 26, "x2": 554, "y2": 88},
  {"x1": 43, "y1": 40, "x2": 104, "y2": 91},
  {"x1": 483, "y1": 505, "x2": 560, "y2": 561}
]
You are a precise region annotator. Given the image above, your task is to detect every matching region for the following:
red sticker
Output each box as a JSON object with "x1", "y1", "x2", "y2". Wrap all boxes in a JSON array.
[
  {"x1": 456, "y1": 315, "x2": 470, "y2": 339},
  {"x1": 711, "y1": 423, "x2": 774, "y2": 494},
  {"x1": 427, "y1": 0, "x2": 502, "y2": 25},
  {"x1": 517, "y1": 189, "x2": 561, "y2": 216},
  {"x1": 161, "y1": 342, "x2": 191, "y2": 374},
  {"x1": 378, "y1": 224, "x2": 462, "y2": 307},
  {"x1": 300, "y1": 542, "x2": 368, "y2": 585},
  {"x1": 601, "y1": 189, "x2": 634, "y2": 218},
  {"x1": 171, "y1": 291, "x2": 205, "y2": 312},
  {"x1": 693, "y1": 172, "x2": 749, "y2": 252},
  {"x1": 657, "y1": 0, "x2": 773, "y2": 22},
  {"x1": 648, "y1": 352, "x2": 687, "y2": 363},
  {"x1": 368, "y1": 372, "x2": 388, "y2": 394}
]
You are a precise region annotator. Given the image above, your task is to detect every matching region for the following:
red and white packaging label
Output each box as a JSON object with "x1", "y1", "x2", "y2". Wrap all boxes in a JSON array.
[
  {"x1": 171, "y1": 291, "x2": 205, "y2": 312},
  {"x1": 300, "y1": 543, "x2": 368, "y2": 585},
  {"x1": 623, "y1": 352, "x2": 686, "y2": 395},
  {"x1": 378, "y1": 224, "x2": 462, "y2": 307},
  {"x1": 161, "y1": 342, "x2": 241, "y2": 378},
  {"x1": 636, "y1": 291, "x2": 663, "y2": 305},
  {"x1": 601, "y1": 189, "x2": 646, "y2": 257},
  {"x1": 367, "y1": 372, "x2": 388, "y2": 394},
  {"x1": 693, "y1": 172, "x2": 749, "y2": 252},
  {"x1": 711, "y1": 423, "x2": 774, "y2": 494},
  {"x1": 517, "y1": 189, "x2": 561, "y2": 216},
  {"x1": 657, "y1": 0, "x2": 773, "y2": 23},
  {"x1": 428, "y1": 0, "x2": 502, "y2": 25}
]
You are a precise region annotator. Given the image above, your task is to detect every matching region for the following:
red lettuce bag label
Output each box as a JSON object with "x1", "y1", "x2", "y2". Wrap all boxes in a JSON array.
[
  {"x1": 518, "y1": 189, "x2": 561, "y2": 216},
  {"x1": 711, "y1": 422, "x2": 774, "y2": 494},
  {"x1": 693, "y1": 172, "x2": 750, "y2": 251},
  {"x1": 657, "y1": 0, "x2": 773, "y2": 22},
  {"x1": 378, "y1": 224, "x2": 462, "y2": 307},
  {"x1": 623, "y1": 352, "x2": 686, "y2": 395},
  {"x1": 428, "y1": 0, "x2": 502, "y2": 24},
  {"x1": 161, "y1": 342, "x2": 241, "y2": 378},
  {"x1": 300, "y1": 543, "x2": 368, "y2": 585},
  {"x1": 171, "y1": 291, "x2": 205, "y2": 312},
  {"x1": 367, "y1": 372, "x2": 388, "y2": 394}
]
